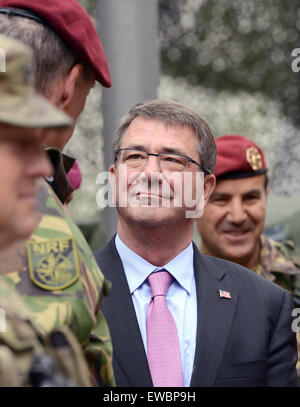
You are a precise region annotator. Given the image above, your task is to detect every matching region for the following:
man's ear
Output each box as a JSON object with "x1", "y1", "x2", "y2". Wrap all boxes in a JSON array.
[
  {"x1": 203, "y1": 174, "x2": 216, "y2": 206},
  {"x1": 59, "y1": 64, "x2": 84, "y2": 113},
  {"x1": 109, "y1": 164, "x2": 117, "y2": 189},
  {"x1": 109, "y1": 164, "x2": 117, "y2": 206},
  {"x1": 109, "y1": 164, "x2": 115, "y2": 175}
]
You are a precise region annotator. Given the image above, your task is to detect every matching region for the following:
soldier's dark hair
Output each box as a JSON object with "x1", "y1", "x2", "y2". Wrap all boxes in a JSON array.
[
  {"x1": 0, "y1": 14, "x2": 93, "y2": 96},
  {"x1": 113, "y1": 99, "x2": 217, "y2": 175}
]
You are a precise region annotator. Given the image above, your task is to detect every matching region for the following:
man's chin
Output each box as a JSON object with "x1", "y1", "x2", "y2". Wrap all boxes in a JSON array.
[
  {"x1": 222, "y1": 231, "x2": 253, "y2": 246},
  {"x1": 118, "y1": 206, "x2": 184, "y2": 227},
  {"x1": 15, "y1": 211, "x2": 41, "y2": 238},
  {"x1": 0, "y1": 222, "x2": 38, "y2": 251}
]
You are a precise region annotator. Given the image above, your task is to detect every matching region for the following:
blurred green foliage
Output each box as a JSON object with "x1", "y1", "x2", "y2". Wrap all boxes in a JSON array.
[
  {"x1": 78, "y1": 0, "x2": 96, "y2": 15},
  {"x1": 159, "y1": 0, "x2": 300, "y2": 127}
]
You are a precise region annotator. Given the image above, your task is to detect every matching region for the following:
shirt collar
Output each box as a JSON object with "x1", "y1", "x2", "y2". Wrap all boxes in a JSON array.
[{"x1": 115, "y1": 234, "x2": 194, "y2": 295}]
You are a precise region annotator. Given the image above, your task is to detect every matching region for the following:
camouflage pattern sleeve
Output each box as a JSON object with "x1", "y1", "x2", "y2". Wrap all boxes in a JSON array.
[
  {"x1": 0, "y1": 180, "x2": 115, "y2": 386},
  {"x1": 0, "y1": 277, "x2": 93, "y2": 386},
  {"x1": 292, "y1": 252, "x2": 300, "y2": 308},
  {"x1": 84, "y1": 310, "x2": 115, "y2": 387},
  {"x1": 254, "y1": 236, "x2": 300, "y2": 378},
  {"x1": 254, "y1": 236, "x2": 300, "y2": 293}
]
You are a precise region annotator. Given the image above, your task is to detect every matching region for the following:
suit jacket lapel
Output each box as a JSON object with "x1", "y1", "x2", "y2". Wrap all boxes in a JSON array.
[
  {"x1": 98, "y1": 238, "x2": 153, "y2": 386},
  {"x1": 190, "y1": 244, "x2": 239, "y2": 387},
  {"x1": 98, "y1": 240, "x2": 238, "y2": 387}
]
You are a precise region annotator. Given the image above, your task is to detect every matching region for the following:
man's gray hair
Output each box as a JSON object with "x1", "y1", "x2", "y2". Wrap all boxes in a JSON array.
[
  {"x1": 0, "y1": 14, "x2": 91, "y2": 95},
  {"x1": 113, "y1": 99, "x2": 217, "y2": 174}
]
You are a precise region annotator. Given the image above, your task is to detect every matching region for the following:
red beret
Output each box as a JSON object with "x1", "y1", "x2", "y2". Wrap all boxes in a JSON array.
[
  {"x1": 214, "y1": 134, "x2": 267, "y2": 179},
  {"x1": 0, "y1": 0, "x2": 111, "y2": 87}
]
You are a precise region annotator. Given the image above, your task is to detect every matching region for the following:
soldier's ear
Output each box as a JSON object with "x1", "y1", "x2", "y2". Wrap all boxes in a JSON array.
[
  {"x1": 60, "y1": 64, "x2": 84, "y2": 113},
  {"x1": 38, "y1": 65, "x2": 83, "y2": 117}
]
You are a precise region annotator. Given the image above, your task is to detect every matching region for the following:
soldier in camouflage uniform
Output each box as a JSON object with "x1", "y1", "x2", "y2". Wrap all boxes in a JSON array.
[
  {"x1": 0, "y1": 277, "x2": 93, "y2": 386},
  {"x1": 0, "y1": 34, "x2": 72, "y2": 249},
  {"x1": 0, "y1": 0, "x2": 115, "y2": 386},
  {"x1": 196, "y1": 134, "x2": 300, "y2": 375},
  {"x1": 0, "y1": 35, "x2": 92, "y2": 386}
]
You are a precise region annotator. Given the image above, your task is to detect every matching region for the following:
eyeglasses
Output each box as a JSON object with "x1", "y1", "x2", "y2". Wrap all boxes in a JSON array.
[{"x1": 115, "y1": 148, "x2": 211, "y2": 173}]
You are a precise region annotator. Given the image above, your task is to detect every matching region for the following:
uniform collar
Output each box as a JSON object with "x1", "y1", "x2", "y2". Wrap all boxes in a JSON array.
[{"x1": 45, "y1": 147, "x2": 74, "y2": 204}]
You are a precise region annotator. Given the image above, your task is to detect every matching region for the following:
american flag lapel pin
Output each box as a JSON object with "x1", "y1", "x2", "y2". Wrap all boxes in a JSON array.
[{"x1": 219, "y1": 289, "x2": 231, "y2": 299}]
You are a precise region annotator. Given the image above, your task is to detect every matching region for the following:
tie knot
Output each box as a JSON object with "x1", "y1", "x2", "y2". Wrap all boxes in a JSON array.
[{"x1": 148, "y1": 270, "x2": 173, "y2": 297}]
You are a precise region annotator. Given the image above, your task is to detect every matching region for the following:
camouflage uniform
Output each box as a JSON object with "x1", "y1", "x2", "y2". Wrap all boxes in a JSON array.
[
  {"x1": 0, "y1": 277, "x2": 92, "y2": 386},
  {"x1": 0, "y1": 180, "x2": 115, "y2": 387},
  {"x1": 0, "y1": 35, "x2": 91, "y2": 386},
  {"x1": 0, "y1": 36, "x2": 72, "y2": 128},
  {"x1": 254, "y1": 235, "x2": 300, "y2": 377},
  {"x1": 0, "y1": 35, "x2": 115, "y2": 386},
  {"x1": 253, "y1": 235, "x2": 300, "y2": 293}
]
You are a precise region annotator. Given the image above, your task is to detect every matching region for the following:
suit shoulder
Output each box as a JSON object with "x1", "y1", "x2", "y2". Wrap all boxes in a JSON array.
[
  {"x1": 94, "y1": 245, "x2": 105, "y2": 260},
  {"x1": 198, "y1": 252, "x2": 293, "y2": 322},
  {"x1": 199, "y1": 251, "x2": 288, "y2": 297},
  {"x1": 94, "y1": 238, "x2": 119, "y2": 271},
  {"x1": 94, "y1": 242, "x2": 110, "y2": 263}
]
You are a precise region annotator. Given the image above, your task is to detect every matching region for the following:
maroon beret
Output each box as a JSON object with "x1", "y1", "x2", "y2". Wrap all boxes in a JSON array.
[
  {"x1": 0, "y1": 0, "x2": 111, "y2": 87},
  {"x1": 214, "y1": 134, "x2": 267, "y2": 179}
]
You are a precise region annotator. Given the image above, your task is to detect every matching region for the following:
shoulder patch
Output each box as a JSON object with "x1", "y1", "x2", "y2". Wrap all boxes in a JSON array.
[{"x1": 26, "y1": 238, "x2": 80, "y2": 291}]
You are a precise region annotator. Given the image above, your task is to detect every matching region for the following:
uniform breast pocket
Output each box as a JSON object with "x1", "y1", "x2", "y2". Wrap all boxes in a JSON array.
[{"x1": 214, "y1": 360, "x2": 267, "y2": 387}]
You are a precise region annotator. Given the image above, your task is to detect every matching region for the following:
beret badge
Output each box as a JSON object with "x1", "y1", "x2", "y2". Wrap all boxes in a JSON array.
[{"x1": 246, "y1": 147, "x2": 263, "y2": 171}]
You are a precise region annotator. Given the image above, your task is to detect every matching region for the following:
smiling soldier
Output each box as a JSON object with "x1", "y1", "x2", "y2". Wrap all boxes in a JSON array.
[{"x1": 196, "y1": 134, "x2": 300, "y2": 295}]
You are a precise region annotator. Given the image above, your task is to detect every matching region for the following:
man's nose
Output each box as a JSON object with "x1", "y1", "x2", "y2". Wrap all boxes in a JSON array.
[
  {"x1": 227, "y1": 199, "x2": 247, "y2": 224},
  {"x1": 138, "y1": 155, "x2": 163, "y2": 188},
  {"x1": 143, "y1": 155, "x2": 161, "y2": 176}
]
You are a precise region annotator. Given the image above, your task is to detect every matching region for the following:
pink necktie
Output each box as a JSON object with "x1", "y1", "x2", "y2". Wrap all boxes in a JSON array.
[{"x1": 146, "y1": 270, "x2": 183, "y2": 387}]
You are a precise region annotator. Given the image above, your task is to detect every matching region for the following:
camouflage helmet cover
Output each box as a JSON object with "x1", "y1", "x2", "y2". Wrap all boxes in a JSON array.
[{"x1": 0, "y1": 35, "x2": 72, "y2": 128}]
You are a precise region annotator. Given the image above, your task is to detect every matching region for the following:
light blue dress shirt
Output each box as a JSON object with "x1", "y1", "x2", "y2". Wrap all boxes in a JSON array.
[{"x1": 115, "y1": 234, "x2": 197, "y2": 387}]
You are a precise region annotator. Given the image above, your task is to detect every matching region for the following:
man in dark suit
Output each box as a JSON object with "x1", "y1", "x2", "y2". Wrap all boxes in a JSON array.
[{"x1": 94, "y1": 99, "x2": 298, "y2": 387}]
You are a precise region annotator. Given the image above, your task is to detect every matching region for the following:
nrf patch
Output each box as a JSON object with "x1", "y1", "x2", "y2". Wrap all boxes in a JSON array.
[{"x1": 26, "y1": 238, "x2": 80, "y2": 290}]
